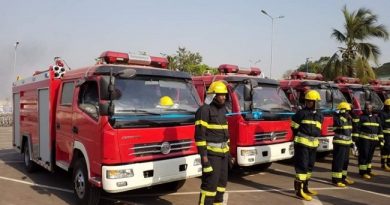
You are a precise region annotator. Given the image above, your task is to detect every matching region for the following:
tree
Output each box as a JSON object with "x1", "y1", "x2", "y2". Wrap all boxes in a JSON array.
[
  {"x1": 324, "y1": 6, "x2": 389, "y2": 82},
  {"x1": 297, "y1": 56, "x2": 330, "y2": 73},
  {"x1": 167, "y1": 47, "x2": 204, "y2": 74}
]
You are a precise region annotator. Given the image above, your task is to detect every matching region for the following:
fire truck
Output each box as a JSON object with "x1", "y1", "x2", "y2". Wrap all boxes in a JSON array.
[
  {"x1": 192, "y1": 64, "x2": 294, "y2": 170},
  {"x1": 334, "y1": 76, "x2": 384, "y2": 115},
  {"x1": 12, "y1": 51, "x2": 202, "y2": 204},
  {"x1": 280, "y1": 72, "x2": 347, "y2": 157},
  {"x1": 368, "y1": 79, "x2": 390, "y2": 103}
]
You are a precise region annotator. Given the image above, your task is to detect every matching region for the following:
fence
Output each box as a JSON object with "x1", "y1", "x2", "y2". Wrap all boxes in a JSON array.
[{"x1": 0, "y1": 114, "x2": 13, "y2": 127}]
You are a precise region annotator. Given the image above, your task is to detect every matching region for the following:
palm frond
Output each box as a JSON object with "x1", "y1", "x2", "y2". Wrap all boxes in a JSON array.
[{"x1": 331, "y1": 29, "x2": 346, "y2": 43}]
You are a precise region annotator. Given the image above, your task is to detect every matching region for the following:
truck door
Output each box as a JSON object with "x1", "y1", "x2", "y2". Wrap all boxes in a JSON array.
[
  {"x1": 73, "y1": 81, "x2": 101, "y2": 175},
  {"x1": 55, "y1": 81, "x2": 75, "y2": 168}
]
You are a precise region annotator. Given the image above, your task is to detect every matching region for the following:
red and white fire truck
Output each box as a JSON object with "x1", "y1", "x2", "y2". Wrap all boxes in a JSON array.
[
  {"x1": 368, "y1": 79, "x2": 390, "y2": 103},
  {"x1": 334, "y1": 76, "x2": 384, "y2": 115},
  {"x1": 12, "y1": 51, "x2": 202, "y2": 204},
  {"x1": 192, "y1": 64, "x2": 294, "y2": 170},
  {"x1": 280, "y1": 72, "x2": 347, "y2": 157}
]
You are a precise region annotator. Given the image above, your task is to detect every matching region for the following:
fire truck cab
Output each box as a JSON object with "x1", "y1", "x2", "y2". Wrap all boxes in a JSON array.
[
  {"x1": 12, "y1": 51, "x2": 202, "y2": 204},
  {"x1": 368, "y1": 79, "x2": 390, "y2": 103},
  {"x1": 280, "y1": 72, "x2": 347, "y2": 155},
  {"x1": 334, "y1": 76, "x2": 384, "y2": 115},
  {"x1": 192, "y1": 64, "x2": 294, "y2": 170}
]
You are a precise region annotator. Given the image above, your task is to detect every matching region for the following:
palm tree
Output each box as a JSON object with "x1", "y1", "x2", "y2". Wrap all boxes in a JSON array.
[{"x1": 323, "y1": 6, "x2": 388, "y2": 82}]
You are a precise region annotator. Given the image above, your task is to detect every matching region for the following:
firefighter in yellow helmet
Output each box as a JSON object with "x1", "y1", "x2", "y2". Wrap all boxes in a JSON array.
[
  {"x1": 195, "y1": 80, "x2": 230, "y2": 205},
  {"x1": 357, "y1": 102, "x2": 383, "y2": 179},
  {"x1": 331, "y1": 102, "x2": 355, "y2": 187},
  {"x1": 379, "y1": 98, "x2": 390, "y2": 171},
  {"x1": 291, "y1": 90, "x2": 323, "y2": 201}
]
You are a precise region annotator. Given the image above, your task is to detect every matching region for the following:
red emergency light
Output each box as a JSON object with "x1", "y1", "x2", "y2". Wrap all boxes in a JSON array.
[
  {"x1": 369, "y1": 79, "x2": 390, "y2": 86},
  {"x1": 290, "y1": 72, "x2": 323, "y2": 80},
  {"x1": 334, "y1": 76, "x2": 360, "y2": 84},
  {"x1": 98, "y1": 51, "x2": 168, "y2": 68},
  {"x1": 218, "y1": 64, "x2": 261, "y2": 76}
]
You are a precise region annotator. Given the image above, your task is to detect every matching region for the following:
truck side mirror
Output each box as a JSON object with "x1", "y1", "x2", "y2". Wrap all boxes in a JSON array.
[
  {"x1": 99, "y1": 76, "x2": 111, "y2": 100},
  {"x1": 326, "y1": 90, "x2": 332, "y2": 102},
  {"x1": 365, "y1": 90, "x2": 371, "y2": 101},
  {"x1": 99, "y1": 101, "x2": 114, "y2": 116},
  {"x1": 243, "y1": 84, "x2": 251, "y2": 101}
]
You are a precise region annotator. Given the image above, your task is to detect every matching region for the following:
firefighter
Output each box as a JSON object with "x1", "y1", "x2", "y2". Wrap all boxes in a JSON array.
[
  {"x1": 291, "y1": 90, "x2": 323, "y2": 201},
  {"x1": 379, "y1": 98, "x2": 390, "y2": 171},
  {"x1": 331, "y1": 102, "x2": 355, "y2": 187},
  {"x1": 358, "y1": 103, "x2": 383, "y2": 179},
  {"x1": 195, "y1": 81, "x2": 230, "y2": 205}
]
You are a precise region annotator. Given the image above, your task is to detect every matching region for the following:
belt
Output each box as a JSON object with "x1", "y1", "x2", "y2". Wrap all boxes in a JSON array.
[
  {"x1": 207, "y1": 141, "x2": 228, "y2": 148},
  {"x1": 334, "y1": 134, "x2": 352, "y2": 141},
  {"x1": 360, "y1": 132, "x2": 377, "y2": 137},
  {"x1": 297, "y1": 132, "x2": 317, "y2": 141}
]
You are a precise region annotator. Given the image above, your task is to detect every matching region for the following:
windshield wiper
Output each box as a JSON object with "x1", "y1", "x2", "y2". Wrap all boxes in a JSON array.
[
  {"x1": 115, "y1": 109, "x2": 161, "y2": 115},
  {"x1": 163, "y1": 108, "x2": 196, "y2": 114}
]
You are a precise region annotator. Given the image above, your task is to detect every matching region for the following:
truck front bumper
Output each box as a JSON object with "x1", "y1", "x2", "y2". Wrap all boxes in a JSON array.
[{"x1": 317, "y1": 136, "x2": 334, "y2": 152}]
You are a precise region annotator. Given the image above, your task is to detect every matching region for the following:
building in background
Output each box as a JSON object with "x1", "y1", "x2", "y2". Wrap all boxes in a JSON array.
[{"x1": 375, "y1": 62, "x2": 390, "y2": 80}]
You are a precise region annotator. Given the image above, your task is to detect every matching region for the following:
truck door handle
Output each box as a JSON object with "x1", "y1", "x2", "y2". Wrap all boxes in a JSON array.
[
  {"x1": 56, "y1": 123, "x2": 60, "y2": 129},
  {"x1": 72, "y1": 126, "x2": 78, "y2": 134}
]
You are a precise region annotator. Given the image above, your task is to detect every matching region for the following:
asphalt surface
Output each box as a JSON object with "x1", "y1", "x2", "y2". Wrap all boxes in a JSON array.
[{"x1": 1, "y1": 126, "x2": 389, "y2": 205}]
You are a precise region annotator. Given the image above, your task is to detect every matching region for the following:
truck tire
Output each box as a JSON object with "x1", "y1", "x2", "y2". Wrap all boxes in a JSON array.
[
  {"x1": 73, "y1": 159, "x2": 101, "y2": 205},
  {"x1": 23, "y1": 141, "x2": 37, "y2": 173}
]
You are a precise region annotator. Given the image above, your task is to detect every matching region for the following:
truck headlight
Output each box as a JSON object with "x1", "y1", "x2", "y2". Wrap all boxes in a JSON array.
[
  {"x1": 106, "y1": 169, "x2": 134, "y2": 179},
  {"x1": 194, "y1": 157, "x2": 201, "y2": 166},
  {"x1": 241, "y1": 149, "x2": 257, "y2": 156}
]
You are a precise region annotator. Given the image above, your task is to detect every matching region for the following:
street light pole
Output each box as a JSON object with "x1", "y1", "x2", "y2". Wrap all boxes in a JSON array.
[
  {"x1": 13, "y1": 41, "x2": 19, "y2": 80},
  {"x1": 261, "y1": 10, "x2": 284, "y2": 79}
]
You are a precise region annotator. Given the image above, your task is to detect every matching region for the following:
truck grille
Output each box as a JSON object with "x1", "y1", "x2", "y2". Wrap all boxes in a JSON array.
[
  {"x1": 255, "y1": 131, "x2": 287, "y2": 142},
  {"x1": 130, "y1": 140, "x2": 193, "y2": 156}
]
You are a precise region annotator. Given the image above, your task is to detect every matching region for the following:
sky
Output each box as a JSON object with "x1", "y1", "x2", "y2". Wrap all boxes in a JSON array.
[{"x1": 1, "y1": 0, "x2": 390, "y2": 100}]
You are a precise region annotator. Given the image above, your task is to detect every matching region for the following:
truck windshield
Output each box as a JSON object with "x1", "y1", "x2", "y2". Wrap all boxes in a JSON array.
[
  {"x1": 353, "y1": 90, "x2": 383, "y2": 110},
  {"x1": 113, "y1": 78, "x2": 200, "y2": 115},
  {"x1": 252, "y1": 85, "x2": 292, "y2": 112},
  {"x1": 316, "y1": 88, "x2": 346, "y2": 110}
]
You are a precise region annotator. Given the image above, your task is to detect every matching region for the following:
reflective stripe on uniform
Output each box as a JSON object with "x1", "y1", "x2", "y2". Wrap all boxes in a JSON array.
[
  {"x1": 333, "y1": 139, "x2": 353, "y2": 145},
  {"x1": 359, "y1": 134, "x2": 379, "y2": 141},
  {"x1": 386, "y1": 119, "x2": 390, "y2": 122},
  {"x1": 200, "y1": 189, "x2": 217, "y2": 205},
  {"x1": 352, "y1": 133, "x2": 359, "y2": 137},
  {"x1": 203, "y1": 166, "x2": 213, "y2": 173},
  {"x1": 294, "y1": 136, "x2": 319, "y2": 148},
  {"x1": 301, "y1": 120, "x2": 322, "y2": 129},
  {"x1": 291, "y1": 121, "x2": 300, "y2": 129},
  {"x1": 332, "y1": 172, "x2": 343, "y2": 179},
  {"x1": 368, "y1": 164, "x2": 372, "y2": 169},
  {"x1": 335, "y1": 125, "x2": 352, "y2": 130},
  {"x1": 359, "y1": 164, "x2": 368, "y2": 170},
  {"x1": 342, "y1": 170, "x2": 348, "y2": 176},
  {"x1": 196, "y1": 141, "x2": 207, "y2": 146},
  {"x1": 207, "y1": 145, "x2": 229, "y2": 153},
  {"x1": 213, "y1": 203, "x2": 223, "y2": 205},
  {"x1": 378, "y1": 134, "x2": 384, "y2": 138},
  {"x1": 195, "y1": 120, "x2": 228, "y2": 129},
  {"x1": 216, "y1": 186, "x2": 226, "y2": 192},
  {"x1": 353, "y1": 118, "x2": 360, "y2": 123},
  {"x1": 307, "y1": 172, "x2": 312, "y2": 179},
  {"x1": 383, "y1": 130, "x2": 390, "y2": 134},
  {"x1": 362, "y1": 122, "x2": 379, "y2": 127},
  {"x1": 340, "y1": 116, "x2": 347, "y2": 122},
  {"x1": 296, "y1": 173, "x2": 307, "y2": 180}
]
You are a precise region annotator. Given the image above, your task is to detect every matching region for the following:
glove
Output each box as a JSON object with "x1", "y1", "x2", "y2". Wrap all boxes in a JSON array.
[{"x1": 202, "y1": 157, "x2": 213, "y2": 174}]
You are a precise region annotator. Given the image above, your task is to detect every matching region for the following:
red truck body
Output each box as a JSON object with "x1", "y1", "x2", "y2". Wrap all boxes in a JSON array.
[
  {"x1": 12, "y1": 51, "x2": 202, "y2": 203},
  {"x1": 192, "y1": 64, "x2": 294, "y2": 168},
  {"x1": 368, "y1": 79, "x2": 390, "y2": 103},
  {"x1": 280, "y1": 72, "x2": 347, "y2": 153}
]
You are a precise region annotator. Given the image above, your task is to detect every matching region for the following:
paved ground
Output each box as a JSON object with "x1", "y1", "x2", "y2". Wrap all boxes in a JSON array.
[{"x1": 1, "y1": 126, "x2": 389, "y2": 205}]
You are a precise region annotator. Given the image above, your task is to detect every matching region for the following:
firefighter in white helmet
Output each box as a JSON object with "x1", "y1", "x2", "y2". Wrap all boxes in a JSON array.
[
  {"x1": 291, "y1": 90, "x2": 323, "y2": 201},
  {"x1": 195, "y1": 81, "x2": 230, "y2": 205}
]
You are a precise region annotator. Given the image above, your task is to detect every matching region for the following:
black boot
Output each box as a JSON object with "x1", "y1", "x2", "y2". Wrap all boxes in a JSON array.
[
  {"x1": 303, "y1": 180, "x2": 318, "y2": 196},
  {"x1": 294, "y1": 180, "x2": 312, "y2": 201}
]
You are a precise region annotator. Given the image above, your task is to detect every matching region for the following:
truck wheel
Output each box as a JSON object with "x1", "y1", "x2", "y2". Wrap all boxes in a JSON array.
[
  {"x1": 73, "y1": 159, "x2": 101, "y2": 205},
  {"x1": 23, "y1": 141, "x2": 37, "y2": 173}
]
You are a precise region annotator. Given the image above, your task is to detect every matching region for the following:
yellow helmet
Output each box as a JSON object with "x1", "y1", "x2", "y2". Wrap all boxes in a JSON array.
[
  {"x1": 305, "y1": 90, "x2": 321, "y2": 101},
  {"x1": 337, "y1": 102, "x2": 351, "y2": 111},
  {"x1": 159, "y1": 96, "x2": 174, "y2": 106},
  {"x1": 385, "y1": 98, "x2": 390, "y2": 106},
  {"x1": 207, "y1": 81, "x2": 228, "y2": 94}
]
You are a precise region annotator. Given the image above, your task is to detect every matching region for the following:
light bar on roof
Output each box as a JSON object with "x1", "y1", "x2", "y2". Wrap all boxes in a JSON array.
[
  {"x1": 290, "y1": 72, "x2": 323, "y2": 80},
  {"x1": 218, "y1": 64, "x2": 261, "y2": 76},
  {"x1": 99, "y1": 51, "x2": 168, "y2": 68},
  {"x1": 334, "y1": 76, "x2": 360, "y2": 84}
]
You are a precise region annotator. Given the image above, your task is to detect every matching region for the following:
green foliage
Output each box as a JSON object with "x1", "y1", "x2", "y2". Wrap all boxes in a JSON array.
[
  {"x1": 324, "y1": 5, "x2": 388, "y2": 81},
  {"x1": 297, "y1": 56, "x2": 330, "y2": 73},
  {"x1": 167, "y1": 47, "x2": 216, "y2": 75}
]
